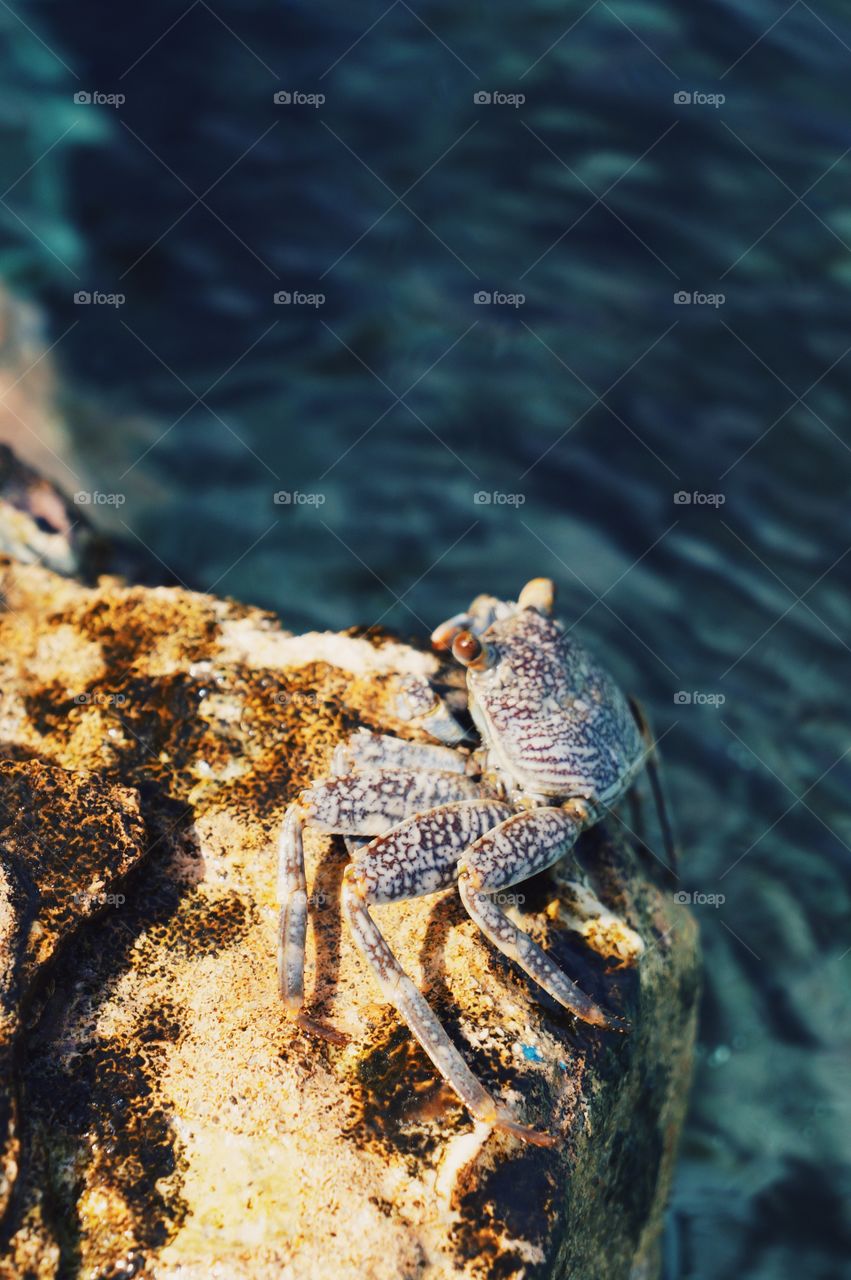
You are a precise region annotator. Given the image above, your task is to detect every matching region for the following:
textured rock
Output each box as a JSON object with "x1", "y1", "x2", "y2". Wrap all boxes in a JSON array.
[
  {"x1": 0, "y1": 760, "x2": 147, "y2": 1227},
  {"x1": 0, "y1": 539, "x2": 699, "y2": 1279}
]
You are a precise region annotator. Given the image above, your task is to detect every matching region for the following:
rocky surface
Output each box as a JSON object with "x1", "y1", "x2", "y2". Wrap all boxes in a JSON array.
[
  {"x1": 0, "y1": 475, "x2": 699, "y2": 1280},
  {"x1": 0, "y1": 760, "x2": 147, "y2": 1227}
]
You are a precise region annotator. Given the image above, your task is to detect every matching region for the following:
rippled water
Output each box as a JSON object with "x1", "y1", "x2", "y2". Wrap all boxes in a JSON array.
[{"x1": 1, "y1": 2, "x2": 850, "y2": 1275}]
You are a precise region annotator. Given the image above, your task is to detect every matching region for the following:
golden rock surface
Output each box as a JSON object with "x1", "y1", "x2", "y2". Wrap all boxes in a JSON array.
[{"x1": 0, "y1": 555, "x2": 699, "y2": 1280}]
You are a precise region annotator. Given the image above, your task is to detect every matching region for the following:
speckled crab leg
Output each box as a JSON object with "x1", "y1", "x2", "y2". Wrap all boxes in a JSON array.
[
  {"x1": 457, "y1": 805, "x2": 629, "y2": 1033},
  {"x1": 341, "y1": 800, "x2": 556, "y2": 1144},
  {"x1": 278, "y1": 803, "x2": 309, "y2": 1012},
  {"x1": 331, "y1": 729, "x2": 475, "y2": 861},
  {"x1": 299, "y1": 767, "x2": 489, "y2": 837},
  {"x1": 331, "y1": 729, "x2": 469, "y2": 776},
  {"x1": 277, "y1": 766, "x2": 490, "y2": 1011}
]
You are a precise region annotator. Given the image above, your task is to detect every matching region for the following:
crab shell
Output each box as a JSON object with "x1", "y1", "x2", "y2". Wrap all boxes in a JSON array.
[{"x1": 439, "y1": 587, "x2": 644, "y2": 805}]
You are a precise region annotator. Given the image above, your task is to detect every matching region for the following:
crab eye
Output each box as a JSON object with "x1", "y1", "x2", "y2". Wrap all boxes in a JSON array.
[
  {"x1": 452, "y1": 630, "x2": 483, "y2": 667},
  {"x1": 518, "y1": 577, "x2": 555, "y2": 614},
  {"x1": 431, "y1": 611, "x2": 470, "y2": 652}
]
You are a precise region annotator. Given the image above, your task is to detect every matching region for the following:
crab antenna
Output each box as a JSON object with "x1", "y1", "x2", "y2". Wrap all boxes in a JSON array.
[{"x1": 518, "y1": 578, "x2": 556, "y2": 614}]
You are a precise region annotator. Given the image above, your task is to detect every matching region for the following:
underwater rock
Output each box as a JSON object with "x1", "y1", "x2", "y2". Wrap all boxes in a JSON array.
[
  {"x1": 0, "y1": 443, "x2": 168, "y2": 586},
  {"x1": 0, "y1": 547, "x2": 699, "y2": 1279},
  {"x1": 0, "y1": 444, "x2": 103, "y2": 580}
]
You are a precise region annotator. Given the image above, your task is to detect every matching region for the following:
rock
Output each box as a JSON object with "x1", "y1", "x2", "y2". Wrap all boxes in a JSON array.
[
  {"x1": 0, "y1": 442, "x2": 169, "y2": 587},
  {"x1": 0, "y1": 760, "x2": 147, "y2": 1224},
  {"x1": 0, "y1": 550, "x2": 699, "y2": 1280},
  {"x1": 0, "y1": 443, "x2": 105, "y2": 580}
]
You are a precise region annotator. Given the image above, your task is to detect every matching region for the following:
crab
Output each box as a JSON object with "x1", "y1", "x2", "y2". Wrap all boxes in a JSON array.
[{"x1": 277, "y1": 577, "x2": 672, "y2": 1145}]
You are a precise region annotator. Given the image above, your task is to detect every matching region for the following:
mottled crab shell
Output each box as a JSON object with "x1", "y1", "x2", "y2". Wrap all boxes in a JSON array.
[{"x1": 466, "y1": 607, "x2": 644, "y2": 803}]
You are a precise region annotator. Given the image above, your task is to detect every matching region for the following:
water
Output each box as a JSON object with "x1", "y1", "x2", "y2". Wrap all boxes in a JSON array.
[{"x1": 1, "y1": 2, "x2": 850, "y2": 1275}]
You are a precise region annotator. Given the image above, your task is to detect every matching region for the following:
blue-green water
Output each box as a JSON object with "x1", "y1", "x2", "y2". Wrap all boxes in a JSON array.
[{"x1": 2, "y1": 2, "x2": 850, "y2": 1275}]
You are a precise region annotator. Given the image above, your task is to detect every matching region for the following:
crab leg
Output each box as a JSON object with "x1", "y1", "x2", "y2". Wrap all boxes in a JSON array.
[
  {"x1": 628, "y1": 696, "x2": 678, "y2": 873},
  {"x1": 278, "y1": 803, "x2": 309, "y2": 1011},
  {"x1": 332, "y1": 729, "x2": 469, "y2": 776},
  {"x1": 299, "y1": 767, "x2": 487, "y2": 836},
  {"x1": 277, "y1": 767, "x2": 490, "y2": 1010},
  {"x1": 457, "y1": 806, "x2": 629, "y2": 1033},
  {"x1": 332, "y1": 734, "x2": 489, "y2": 858},
  {"x1": 341, "y1": 800, "x2": 555, "y2": 1144}
]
